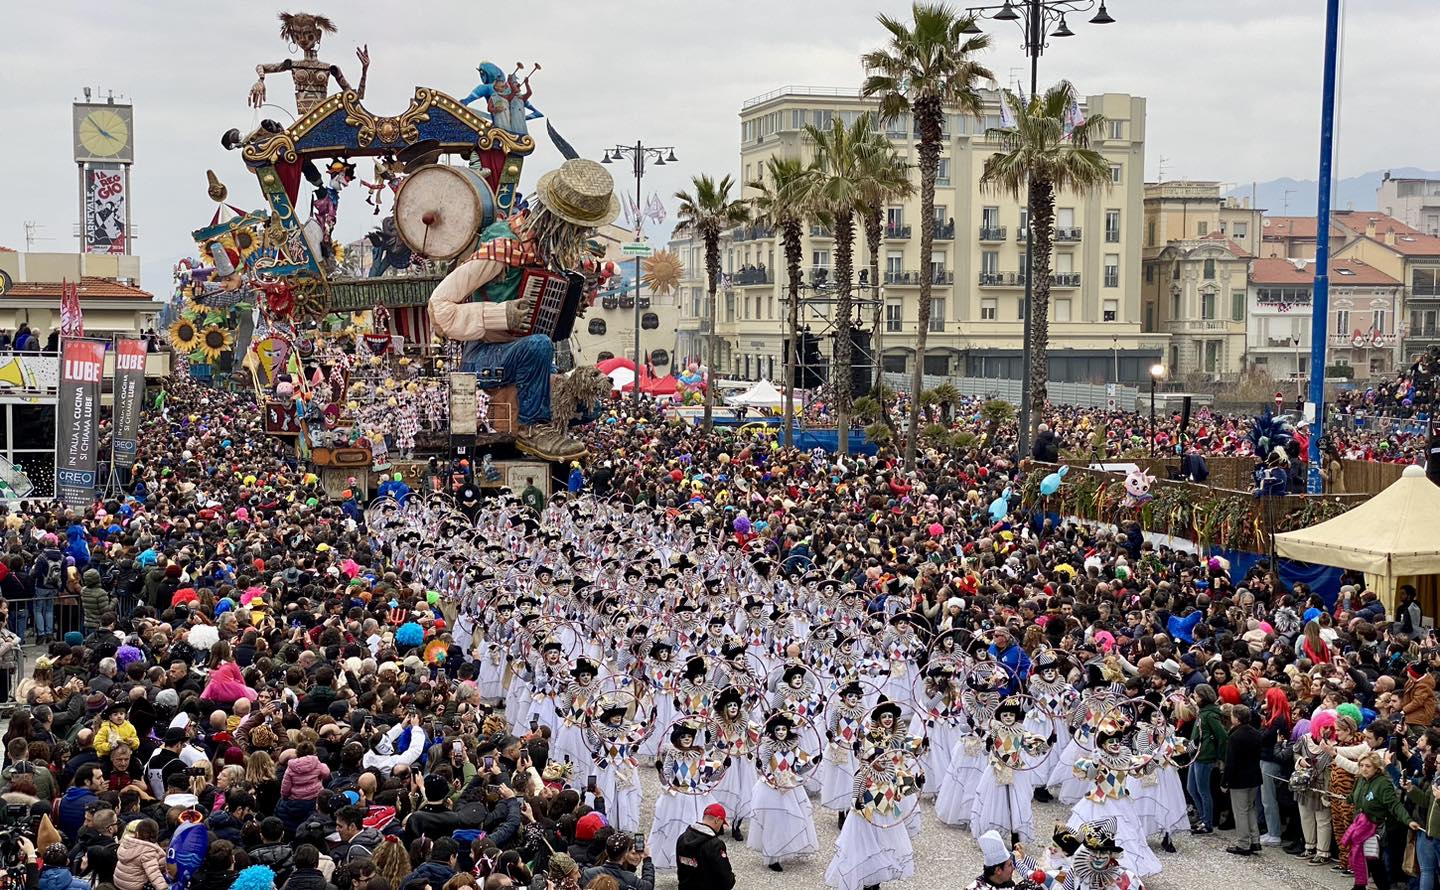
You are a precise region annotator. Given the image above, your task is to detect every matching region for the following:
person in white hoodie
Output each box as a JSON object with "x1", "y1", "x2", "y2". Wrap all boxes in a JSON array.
[{"x1": 361, "y1": 714, "x2": 426, "y2": 776}]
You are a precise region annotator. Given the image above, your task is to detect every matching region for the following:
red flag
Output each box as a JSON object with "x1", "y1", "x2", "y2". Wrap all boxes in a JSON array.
[{"x1": 60, "y1": 279, "x2": 85, "y2": 338}]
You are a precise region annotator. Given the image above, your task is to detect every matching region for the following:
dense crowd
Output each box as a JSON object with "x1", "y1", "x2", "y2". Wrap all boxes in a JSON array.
[{"x1": 0, "y1": 371, "x2": 1433, "y2": 890}]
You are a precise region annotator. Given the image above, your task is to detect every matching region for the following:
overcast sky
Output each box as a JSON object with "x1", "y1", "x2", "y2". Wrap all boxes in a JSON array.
[{"x1": 2, "y1": 0, "x2": 1432, "y2": 296}]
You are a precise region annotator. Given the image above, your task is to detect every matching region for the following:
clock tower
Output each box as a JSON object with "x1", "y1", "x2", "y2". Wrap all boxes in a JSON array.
[{"x1": 73, "y1": 88, "x2": 135, "y2": 255}]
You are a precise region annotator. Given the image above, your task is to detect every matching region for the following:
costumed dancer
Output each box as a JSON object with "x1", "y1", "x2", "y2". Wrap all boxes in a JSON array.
[
  {"x1": 1130, "y1": 693, "x2": 1191, "y2": 854},
  {"x1": 824, "y1": 746, "x2": 921, "y2": 890},
  {"x1": 971, "y1": 696, "x2": 1053, "y2": 845},
  {"x1": 1026, "y1": 648, "x2": 1078, "y2": 801},
  {"x1": 639, "y1": 642, "x2": 679, "y2": 758},
  {"x1": 549, "y1": 657, "x2": 600, "y2": 788},
  {"x1": 913, "y1": 663, "x2": 963, "y2": 799},
  {"x1": 710, "y1": 686, "x2": 761, "y2": 842},
  {"x1": 1050, "y1": 818, "x2": 1147, "y2": 890},
  {"x1": 746, "y1": 712, "x2": 821, "y2": 872},
  {"x1": 648, "y1": 721, "x2": 728, "y2": 870},
  {"x1": 1068, "y1": 717, "x2": 1162, "y2": 879},
  {"x1": 819, "y1": 679, "x2": 870, "y2": 826},
  {"x1": 581, "y1": 698, "x2": 653, "y2": 833},
  {"x1": 1050, "y1": 665, "x2": 1126, "y2": 805},
  {"x1": 935, "y1": 660, "x2": 1003, "y2": 827}
]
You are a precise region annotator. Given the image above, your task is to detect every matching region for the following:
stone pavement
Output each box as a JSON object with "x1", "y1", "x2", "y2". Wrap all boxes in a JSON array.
[{"x1": 636, "y1": 771, "x2": 1357, "y2": 890}]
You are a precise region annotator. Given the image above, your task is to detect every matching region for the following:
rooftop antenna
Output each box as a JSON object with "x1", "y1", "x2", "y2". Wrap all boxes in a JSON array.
[
  {"x1": 22, "y1": 221, "x2": 51, "y2": 251},
  {"x1": 82, "y1": 86, "x2": 91, "y2": 101},
  {"x1": 1156, "y1": 155, "x2": 1168, "y2": 183},
  {"x1": 1282, "y1": 188, "x2": 1295, "y2": 216}
]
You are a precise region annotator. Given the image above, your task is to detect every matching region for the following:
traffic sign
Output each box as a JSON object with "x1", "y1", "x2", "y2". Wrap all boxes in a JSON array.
[{"x1": 620, "y1": 242, "x2": 654, "y2": 258}]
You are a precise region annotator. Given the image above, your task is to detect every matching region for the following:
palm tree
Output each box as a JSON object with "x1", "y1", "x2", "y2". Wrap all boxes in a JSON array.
[
  {"x1": 856, "y1": 136, "x2": 913, "y2": 435},
  {"x1": 981, "y1": 80, "x2": 1109, "y2": 442},
  {"x1": 804, "y1": 115, "x2": 885, "y2": 454},
  {"x1": 674, "y1": 174, "x2": 750, "y2": 432},
  {"x1": 863, "y1": 1, "x2": 993, "y2": 469},
  {"x1": 748, "y1": 155, "x2": 813, "y2": 447}
]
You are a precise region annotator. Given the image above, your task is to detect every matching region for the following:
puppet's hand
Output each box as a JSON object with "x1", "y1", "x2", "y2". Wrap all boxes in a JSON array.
[{"x1": 505, "y1": 297, "x2": 536, "y2": 335}]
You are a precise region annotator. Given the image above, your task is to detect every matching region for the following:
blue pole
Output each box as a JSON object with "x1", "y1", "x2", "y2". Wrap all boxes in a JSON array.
[{"x1": 1307, "y1": 0, "x2": 1342, "y2": 494}]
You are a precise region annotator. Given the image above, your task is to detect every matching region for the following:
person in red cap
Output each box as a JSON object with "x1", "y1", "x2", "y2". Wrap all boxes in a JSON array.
[{"x1": 674, "y1": 803, "x2": 735, "y2": 890}]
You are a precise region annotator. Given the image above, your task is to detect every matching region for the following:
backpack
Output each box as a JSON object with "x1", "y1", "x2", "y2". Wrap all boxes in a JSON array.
[{"x1": 43, "y1": 558, "x2": 63, "y2": 591}]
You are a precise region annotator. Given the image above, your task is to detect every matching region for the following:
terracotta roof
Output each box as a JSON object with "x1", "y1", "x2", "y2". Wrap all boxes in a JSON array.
[
  {"x1": 1197, "y1": 231, "x2": 1252, "y2": 258},
  {"x1": 1250, "y1": 257, "x2": 1400, "y2": 286},
  {"x1": 3, "y1": 276, "x2": 154, "y2": 300},
  {"x1": 1261, "y1": 215, "x2": 1346, "y2": 241},
  {"x1": 1332, "y1": 211, "x2": 1421, "y2": 237},
  {"x1": 0, "y1": 246, "x2": 15, "y2": 253},
  {"x1": 1362, "y1": 231, "x2": 1440, "y2": 257}
]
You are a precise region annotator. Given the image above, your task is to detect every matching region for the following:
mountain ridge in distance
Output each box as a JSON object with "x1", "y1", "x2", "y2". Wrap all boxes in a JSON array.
[{"x1": 1222, "y1": 167, "x2": 1440, "y2": 218}]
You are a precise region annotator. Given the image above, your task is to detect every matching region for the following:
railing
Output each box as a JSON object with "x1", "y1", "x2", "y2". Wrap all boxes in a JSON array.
[
  {"x1": 1016, "y1": 227, "x2": 1030, "y2": 241},
  {"x1": 731, "y1": 225, "x2": 774, "y2": 242},
  {"x1": 884, "y1": 223, "x2": 912, "y2": 239},
  {"x1": 741, "y1": 85, "x2": 861, "y2": 108},
  {"x1": 933, "y1": 221, "x2": 955, "y2": 240},
  {"x1": 1172, "y1": 319, "x2": 1236, "y2": 331},
  {"x1": 887, "y1": 269, "x2": 955, "y2": 285},
  {"x1": 978, "y1": 226, "x2": 1007, "y2": 241},
  {"x1": 732, "y1": 267, "x2": 773, "y2": 286},
  {"x1": 1104, "y1": 273, "x2": 1119, "y2": 287},
  {"x1": 1056, "y1": 227, "x2": 1082, "y2": 242},
  {"x1": 1051, "y1": 273, "x2": 1081, "y2": 287},
  {"x1": 810, "y1": 225, "x2": 833, "y2": 238},
  {"x1": 978, "y1": 271, "x2": 1022, "y2": 287},
  {"x1": 1105, "y1": 228, "x2": 1121, "y2": 243}
]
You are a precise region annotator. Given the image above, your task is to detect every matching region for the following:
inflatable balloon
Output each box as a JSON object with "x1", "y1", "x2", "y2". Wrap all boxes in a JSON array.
[
  {"x1": 1039, "y1": 465, "x2": 1068, "y2": 496},
  {"x1": 988, "y1": 488, "x2": 1012, "y2": 523}
]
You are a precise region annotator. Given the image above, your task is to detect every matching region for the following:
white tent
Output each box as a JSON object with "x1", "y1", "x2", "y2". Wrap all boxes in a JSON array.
[
  {"x1": 1274, "y1": 464, "x2": 1440, "y2": 611},
  {"x1": 729, "y1": 379, "x2": 785, "y2": 409}
]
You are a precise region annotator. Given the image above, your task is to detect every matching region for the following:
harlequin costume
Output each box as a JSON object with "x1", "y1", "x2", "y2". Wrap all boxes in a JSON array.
[{"x1": 746, "y1": 712, "x2": 821, "y2": 869}]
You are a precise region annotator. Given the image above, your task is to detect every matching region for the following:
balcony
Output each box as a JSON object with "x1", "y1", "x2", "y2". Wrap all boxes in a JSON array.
[
  {"x1": 731, "y1": 224, "x2": 774, "y2": 242},
  {"x1": 933, "y1": 220, "x2": 955, "y2": 240},
  {"x1": 810, "y1": 225, "x2": 833, "y2": 238},
  {"x1": 1170, "y1": 319, "x2": 1238, "y2": 332},
  {"x1": 978, "y1": 226, "x2": 1007, "y2": 242},
  {"x1": 887, "y1": 269, "x2": 956, "y2": 285},
  {"x1": 978, "y1": 271, "x2": 1022, "y2": 287},
  {"x1": 1104, "y1": 228, "x2": 1121, "y2": 243},
  {"x1": 732, "y1": 267, "x2": 773, "y2": 286},
  {"x1": 1103, "y1": 273, "x2": 1119, "y2": 288},
  {"x1": 1050, "y1": 273, "x2": 1081, "y2": 287},
  {"x1": 884, "y1": 223, "x2": 912, "y2": 239},
  {"x1": 1055, "y1": 227, "x2": 1082, "y2": 242}
]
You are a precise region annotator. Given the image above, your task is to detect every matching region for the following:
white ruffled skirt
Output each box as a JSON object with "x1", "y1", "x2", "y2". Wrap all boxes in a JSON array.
[
  {"x1": 818, "y1": 743, "x2": 859, "y2": 812},
  {"x1": 970, "y1": 764, "x2": 1037, "y2": 844},
  {"x1": 746, "y1": 781, "x2": 819, "y2": 865},
  {"x1": 711, "y1": 754, "x2": 759, "y2": 822},
  {"x1": 824, "y1": 811, "x2": 916, "y2": 890},
  {"x1": 934, "y1": 736, "x2": 986, "y2": 826},
  {"x1": 1048, "y1": 737, "x2": 1091, "y2": 805},
  {"x1": 648, "y1": 791, "x2": 707, "y2": 870}
]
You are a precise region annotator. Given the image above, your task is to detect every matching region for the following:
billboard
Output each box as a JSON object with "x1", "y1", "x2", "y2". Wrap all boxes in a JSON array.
[
  {"x1": 56, "y1": 339, "x2": 106, "y2": 507},
  {"x1": 111, "y1": 338, "x2": 147, "y2": 468},
  {"x1": 84, "y1": 164, "x2": 127, "y2": 255}
]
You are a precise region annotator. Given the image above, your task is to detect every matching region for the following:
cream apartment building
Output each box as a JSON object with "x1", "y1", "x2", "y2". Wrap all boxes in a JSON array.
[
  {"x1": 1140, "y1": 182, "x2": 1262, "y2": 381},
  {"x1": 675, "y1": 86, "x2": 1163, "y2": 388}
]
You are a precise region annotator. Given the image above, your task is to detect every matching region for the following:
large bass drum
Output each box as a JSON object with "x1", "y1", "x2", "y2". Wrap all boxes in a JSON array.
[{"x1": 393, "y1": 164, "x2": 498, "y2": 261}]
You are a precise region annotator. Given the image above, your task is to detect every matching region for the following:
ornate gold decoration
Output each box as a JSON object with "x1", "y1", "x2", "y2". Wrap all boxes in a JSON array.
[
  {"x1": 291, "y1": 280, "x2": 331, "y2": 322},
  {"x1": 242, "y1": 131, "x2": 298, "y2": 165},
  {"x1": 343, "y1": 88, "x2": 434, "y2": 149},
  {"x1": 427, "y1": 91, "x2": 535, "y2": 156}
]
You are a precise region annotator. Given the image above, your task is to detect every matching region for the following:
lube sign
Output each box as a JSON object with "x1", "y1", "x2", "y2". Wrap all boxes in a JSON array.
[{"x1": 56, "y1": 339, "x2": 107, "y2": 507}]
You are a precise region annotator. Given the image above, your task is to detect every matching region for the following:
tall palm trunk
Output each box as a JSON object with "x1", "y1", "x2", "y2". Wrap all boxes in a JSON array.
[
  {"x1": 863, "y1": 208, "x2": 898, "y2": 440},
  {"x1": 703, "y1": 234, "x2": 721, "y2": 432},
  {"x1": 832, "y1": 211, "x2": 857, "y2": 454},
  {"x1": 906, "y1": 96, "x2": 943, "y2": 468},
  {"x1": 1027, "y1": 178, "x2": 1056, "y2": 441},
  {"x1": 781, "y1": 220, "x2": 803, "y2": 447}
]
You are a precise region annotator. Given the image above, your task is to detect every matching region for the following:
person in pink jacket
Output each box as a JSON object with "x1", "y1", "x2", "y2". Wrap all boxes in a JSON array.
[
  {"x1": 277, "y1": 740, "x2": 331, "y2": 830},
  {"x1": 112, "y1": 819, "x2": 170, "y2": 890}
]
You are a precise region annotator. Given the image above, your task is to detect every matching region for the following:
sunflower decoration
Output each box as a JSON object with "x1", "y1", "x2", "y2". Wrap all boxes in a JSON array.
[
  {"x1": 197, "y1": 325, "x2": 234, "y2": 362},
  {"x1": 169, "y1": 317, "x2": 201, "y2": 353},
  {"x1": 642, "y1": 249, "x2": 684, "y2": 296}
]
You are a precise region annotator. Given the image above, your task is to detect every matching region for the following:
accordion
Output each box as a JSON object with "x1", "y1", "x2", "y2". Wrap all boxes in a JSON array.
[{"x1": 518, "y1": 268, "x2": 586, "y2": 341}]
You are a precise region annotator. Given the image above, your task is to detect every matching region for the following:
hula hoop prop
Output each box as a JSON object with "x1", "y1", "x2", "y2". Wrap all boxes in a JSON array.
[
  {"x1": 756, "y1": 711, "x2": 825, "y2": 791},
  {"x1": 657, "y1": 716, "x2": 731, "y2": 797},
  {"x1": 855, "y1": 748, "x2": 925, "y2": 829}
]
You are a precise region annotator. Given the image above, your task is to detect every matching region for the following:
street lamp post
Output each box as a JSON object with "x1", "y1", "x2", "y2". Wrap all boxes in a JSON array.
[
  {"x1": 602, "y1": 141, "x2": 677, "y2": 409},
  {"x1": 962, "y1": 0, "x2": 1115, "y2": 458},
  {"x1": 1149, "y1": 362, "x2": 1165, "y2": 456}
]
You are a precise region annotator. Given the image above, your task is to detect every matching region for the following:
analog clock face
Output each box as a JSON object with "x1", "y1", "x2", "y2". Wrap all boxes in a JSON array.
[
  {"x1": 74, "y1": 104, "x2": 134, "y2": 162},
  {"x1": 79, "y1": 110, "x2": 129, "y2": 158}
]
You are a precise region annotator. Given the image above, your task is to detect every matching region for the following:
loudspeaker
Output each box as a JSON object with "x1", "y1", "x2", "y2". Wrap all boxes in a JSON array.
[
  {"x1": 848, "y1": 329, "x2": 873, "y2": 397},
  {"x1": 1180, "y1": 395, "x2": 1193, "y2": 434}
]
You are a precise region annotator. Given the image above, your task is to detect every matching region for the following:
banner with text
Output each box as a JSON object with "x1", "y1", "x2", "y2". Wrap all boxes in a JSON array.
[
  {"x1": 112, "y1": 338, "x2": 147, "y2": 468},
  {"x1": 449, "y1": 372, "x2": 477, "y2": 436},
  {"x1": 84, "y1": 164, "x2": 127, "y2": 255},
  {"x1": 56, "y1": 339, "x2": 106, "y2": 507}
]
